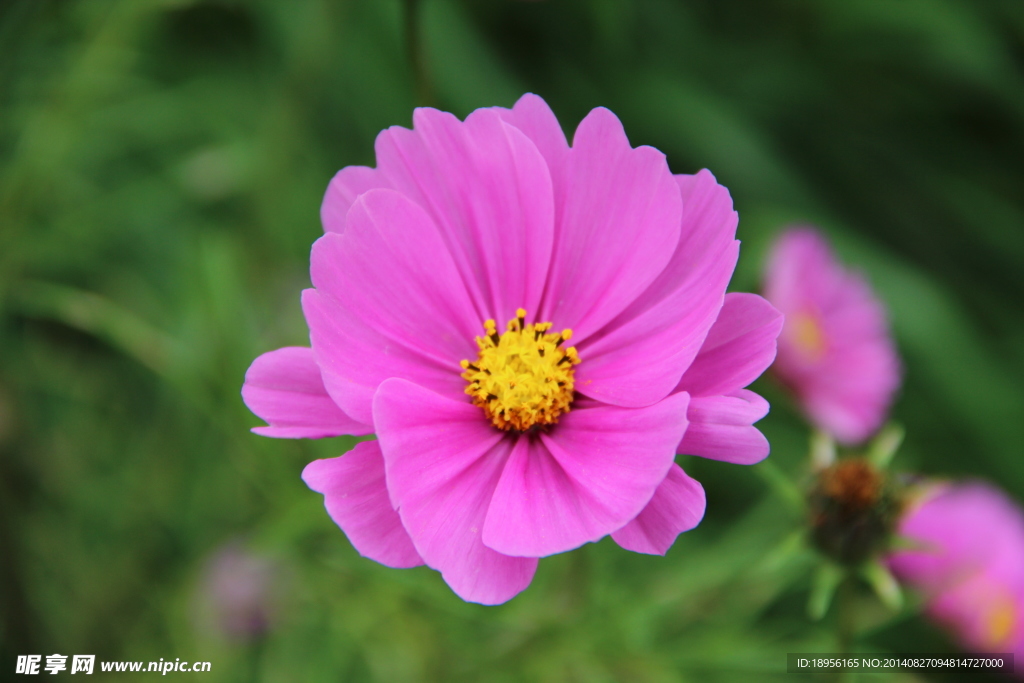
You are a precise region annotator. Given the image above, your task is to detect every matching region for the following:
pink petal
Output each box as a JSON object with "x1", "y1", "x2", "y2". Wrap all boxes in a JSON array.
[
  {"x1": 677, "y1": 292, "x2": 783, "y2": 398},
  {"x1": 537, "y1": 106, "x2": 682, "y2": 343},
  {"x1": 926, "y1": 572, "x2": 1024, "y2": 652},
  {"x1": 372, "y1": 106, "x2": 555, "y2": 322},
  {"x1": 373, "y1": 378, "x2": 537, "y2": 605},
  {"x1": 575, "y1": 171, "x2": 740, "y2": 407},
  {"x1": 764, "y1": 228, "x2": 900, "y2": 444},
  {"x1": 794, "y1": 326, "x2": 901, "y2": 444},
  {"x1": 612, "y1": 464, "x2": 706, "y2": 555},
  {"x1": 482, "y1": 393, "x2": 691, "y2": 557},
  {"x1": 321, "y1": 166, "x2": 384, "y2": 234},
  {"x1": 888, "y1": 482, "x2": 1024, "y2": 654},
  {"x1": 302, "y1": 441, "x2": 424, "y2": 568},
  {"x1": 889, "y1": 482, "x2": 1024, "y2": 593},
  {"x1": 764, "y1": 229, "x2": 858, "y2": 322},
  {"x1": 493, "y1": 94, "x2": 570, "y2": 200},
  {"x1": 241, "y1": 347, "x2": 371, "y2": 438},
  {"x1": 304, "y1": 189, "x2": 479, "y2": 424},
  {"x1": 762, "y1": 228, "x2": 827, "y2": 314},
  {"x1": 678, "y1": 390, "x2": 771, "y2": 464}
]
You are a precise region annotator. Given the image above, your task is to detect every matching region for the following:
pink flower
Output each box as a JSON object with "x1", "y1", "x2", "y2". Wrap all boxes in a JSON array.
[
  {"x1": 889, "y1": 483, "x2": 1024, "y2": 658},
  {"x1": 763, "y1": 228, "x2": 900, "y2": 444},
  {"x1": 197, "y1": 543, "x2": 281, "y2": 640},
  {"x1": 242, "y1": 94, "x2": 782, "y2": 604}
]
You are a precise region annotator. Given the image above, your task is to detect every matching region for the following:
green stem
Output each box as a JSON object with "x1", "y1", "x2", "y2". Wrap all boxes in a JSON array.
[
  {"x1": 8, "y1": 279, "x2": 178, "y2": 378},
  {"x1": 834, "y1": 578, "x2": 856, "y2": 683},
  {"x1": 755, "y1": 459, "x2": 805, "y2": 515}
]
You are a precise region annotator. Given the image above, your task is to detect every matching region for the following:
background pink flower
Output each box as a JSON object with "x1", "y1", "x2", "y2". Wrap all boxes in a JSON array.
[
  {"x1": 243, "y1": 94, "x2": 782, "y2": 604},
  {"x1": 196, "y1": 543, "x2": 282, "y2": 641},
  {"x1": 763, "y1": 227, "x2": 900, "y2": 444},
  {"x1": 889, "y1": 482, "x2": 1024, "y2": 660}
]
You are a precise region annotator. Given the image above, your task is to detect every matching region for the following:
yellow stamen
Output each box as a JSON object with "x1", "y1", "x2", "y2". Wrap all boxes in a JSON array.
[
  {"x1": 789, "y1": 311, "x2": 827, "y2": 361},
  {"x1": 984, "y1": 596, "x2": 1017, "y2": 648},
  {"x1": 460, "y1": 308, "x2": 580, "y2": 432}
]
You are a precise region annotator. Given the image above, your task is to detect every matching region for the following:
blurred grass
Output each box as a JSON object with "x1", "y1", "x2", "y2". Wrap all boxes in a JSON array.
[{"x1": 1, "y1": 0, "x2": 1023, "y2": 681}]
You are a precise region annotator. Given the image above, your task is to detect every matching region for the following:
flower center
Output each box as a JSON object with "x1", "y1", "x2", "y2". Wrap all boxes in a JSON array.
[
  {"x1": 984, "y1": 592, "x2": 1017, "y2": 647},
  {"x1": 789, "y1": 310, "x2": 827, "y2": 361},
  {"x1": 809, "y1": 459, "x2": 895, "y2": 566},
  {"x1": 460, "y1": 308, "x2": 580, "y2": 432}
]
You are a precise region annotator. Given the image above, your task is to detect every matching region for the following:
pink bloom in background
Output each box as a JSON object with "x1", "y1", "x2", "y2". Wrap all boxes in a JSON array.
[
  {"x1": 889, "y1": 483, "x2": 1024, "y2": 661},
  {"x1": 763, "y1": 228, "x2": 900, "y2": 444},
  {"x1": 197, "y1": 543, "x2": 281, "y2": 641},
  {"x1": 242, "y1": 94, "x2": 782, "y2": 604}
]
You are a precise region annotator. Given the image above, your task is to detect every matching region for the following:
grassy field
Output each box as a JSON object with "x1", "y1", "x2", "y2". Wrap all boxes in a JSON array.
[{"x1": 2, "y1": 1, "x2": 1023, "y2": 680}]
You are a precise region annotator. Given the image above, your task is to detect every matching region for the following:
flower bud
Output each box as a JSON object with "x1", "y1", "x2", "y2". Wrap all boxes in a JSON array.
[{"x1": 809, "y1": 458, "x2": 900, "y2": 566}]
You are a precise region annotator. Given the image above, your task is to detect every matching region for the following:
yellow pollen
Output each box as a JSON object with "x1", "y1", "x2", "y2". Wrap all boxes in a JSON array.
[
  {"x1": 984, "y1": 596, "x2": 1017, "y2": 648},
  {"x1": 790, "y1": 311, "x2": 827, "y2": 361},
  {"x1": 460, "y1": 308, "x2": 580, "y2": 432}
]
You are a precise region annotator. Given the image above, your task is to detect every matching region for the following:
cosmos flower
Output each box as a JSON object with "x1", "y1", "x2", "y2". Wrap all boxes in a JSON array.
[
  {"x1": 243, "y1": 94, "x2": 782, "y2": 604},
  {"x1": 763, "y1": 228, "x2": 900, "y2": 444},
  {"x1": 197, "y1": 543, "x2": 281, "y2": 641},
  {"x1": 889, "y1": 482, "x2": 1024, "y2": 659}
]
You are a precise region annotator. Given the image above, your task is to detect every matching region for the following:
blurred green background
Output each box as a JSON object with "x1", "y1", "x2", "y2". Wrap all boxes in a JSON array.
[{"x1": 2, "y1": 0, "x2": 1023, "y2": 680}]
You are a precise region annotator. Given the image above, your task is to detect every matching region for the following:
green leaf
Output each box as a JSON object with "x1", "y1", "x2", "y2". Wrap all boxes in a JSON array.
[
  {"x1": 808, "y1": 562, "x2": 845, "y2": 620},
  {"x1": 867, "y1": 423, "x2": 905, "y2": 470},
  {"x1": 810, "y1": 430, "x2": 837, "y2": 471},
  {"x1": 861, "y1": 561, "x2": 904, "y2": 612}
]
